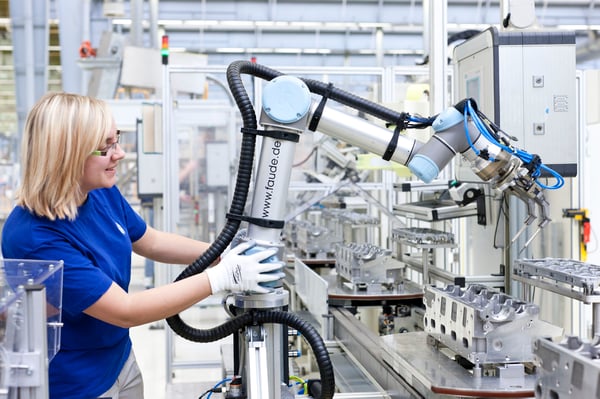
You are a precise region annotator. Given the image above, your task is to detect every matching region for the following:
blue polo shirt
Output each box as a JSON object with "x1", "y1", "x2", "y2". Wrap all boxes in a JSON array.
[{"x1": 2, "y1": 186, "x2": 147, "y2": 398}]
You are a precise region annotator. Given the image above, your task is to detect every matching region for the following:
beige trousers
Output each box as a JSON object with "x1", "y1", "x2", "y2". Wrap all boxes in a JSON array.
[{"x1": 97, "y1": 350, "x2": 144, "y2": 399}]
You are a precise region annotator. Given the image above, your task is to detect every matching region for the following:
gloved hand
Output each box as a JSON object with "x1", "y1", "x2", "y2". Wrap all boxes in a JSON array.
[
  {"x1": 206, "y1": 241, "x2": 285, "y2": 294},
  {"x1": 231, "y1": 228, "x2": 248, "y2": 249},
  {"x1": 220, "y1": 228, "x2": 248, "y2": 258}
]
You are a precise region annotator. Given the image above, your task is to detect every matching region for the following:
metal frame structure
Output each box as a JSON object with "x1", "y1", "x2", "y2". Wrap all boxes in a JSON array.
[
  {"x1": 156, "y1": 62, "x2": 449, "y2": 395},
  {"x1": 159, "y1": 64, "x2": 241, "y2": 384},
  {"x1": 1, "y1": 259, "x2": 63, "y2": 399}
]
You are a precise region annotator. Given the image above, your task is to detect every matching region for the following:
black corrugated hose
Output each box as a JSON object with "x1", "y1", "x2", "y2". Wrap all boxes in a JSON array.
[
  {"x1": 171, "y1": 309, "x2": 335, "y2": 399},
  {"x1": 166, "y1": 60, "x2": 410, "y2": 398}
]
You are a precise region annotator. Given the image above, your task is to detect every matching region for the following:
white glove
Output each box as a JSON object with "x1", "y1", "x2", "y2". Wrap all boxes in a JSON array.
[
  {"x1": 206, "y1": 241, "x2": 285, "y2": 294},
  {"x1": 221, "y1": 228, "x2": 248, "y2": 258},
  {"x1": 231, "y1": 228, "x2": 248, "y2": 249}
]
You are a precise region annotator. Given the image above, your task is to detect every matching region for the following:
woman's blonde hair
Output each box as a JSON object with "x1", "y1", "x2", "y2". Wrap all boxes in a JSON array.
[{"x1": 16, "y1": 92, "x2": 113, "y2": 220}]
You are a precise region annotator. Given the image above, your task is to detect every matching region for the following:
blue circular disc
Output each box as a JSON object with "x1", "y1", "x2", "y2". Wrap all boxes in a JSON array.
[{"x1": 262, "y1": 75, "x2": 312, "y2": 124}]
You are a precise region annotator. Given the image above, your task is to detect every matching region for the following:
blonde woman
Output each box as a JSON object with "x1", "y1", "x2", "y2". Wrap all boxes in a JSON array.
[{"x1": 1, "y1": 92, "x2": 282, "y2": 399}]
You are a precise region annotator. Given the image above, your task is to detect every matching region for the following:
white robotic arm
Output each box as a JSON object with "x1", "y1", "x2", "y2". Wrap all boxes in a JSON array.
[{"x1": 258, "y1": 75, "x2": 558, "y2": 242}]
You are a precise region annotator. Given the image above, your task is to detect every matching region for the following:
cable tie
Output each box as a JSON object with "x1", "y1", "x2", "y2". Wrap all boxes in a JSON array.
[
  {"x1": 226, "y1": 213, "x2": 284, "y2": 229},
  {"x1": 382, "y1": 113, "x2": 408, "y2": 161},
  {"x1": 240, "y1": 127, "x2": 299, "y2": 143},
  {"x1": 308, "y1": 82, "x2": 334, "y2": 131}
]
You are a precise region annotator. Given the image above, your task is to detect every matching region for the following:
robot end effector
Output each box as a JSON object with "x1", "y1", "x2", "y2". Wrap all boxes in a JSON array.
[{"x1": 406, "y1": 99, "x2": 554, "y2": 234}]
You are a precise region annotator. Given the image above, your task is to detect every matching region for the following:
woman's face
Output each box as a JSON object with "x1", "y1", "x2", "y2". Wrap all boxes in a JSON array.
[{"x1": 80, "y1": 123, "x2": 125, "y2": 194}]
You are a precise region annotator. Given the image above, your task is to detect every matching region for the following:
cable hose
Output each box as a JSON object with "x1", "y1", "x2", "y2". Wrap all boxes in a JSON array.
[
  {"x1": 167, "y1": 61, "x2": 284, "y2": 335},
  {"x1": 227, "y1": 60, "x2": 407, "y2": 124},
  {"x1": 168, "y1": 309, "x2": 335, "y2": 399},
  {"x1": 165, "y1": 60, "x2": 426, "y2": 398},
  {"x1": 168, "y1": 59, "x2": 405, "y2": 315},
  {"x1": 165, "y1": 63, "x2": 264, "y2": 332}
]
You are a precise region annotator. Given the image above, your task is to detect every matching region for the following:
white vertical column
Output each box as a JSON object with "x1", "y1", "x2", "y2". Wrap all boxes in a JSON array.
[
  {"x1": 56, "y1": 0, "x2": 86, "y2": 94},
  {"x1": 425, "y1": 0, "x2": 448, "y2": 115}
]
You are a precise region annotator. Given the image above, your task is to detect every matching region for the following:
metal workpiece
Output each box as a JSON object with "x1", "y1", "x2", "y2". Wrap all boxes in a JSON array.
[
  {"x1": 380, "y1": 332, "x2": 539, "y2": 398},
  {"x1": 294, "y1": 220, "x2": 336, "y2": 258},
  {"x1": 512, "y1": 258, "x2": 600, "y2": 336},
  {"x1": 286, "y1": 209, "x2": 381, "y2": 259},
  {"x1": 423, "y1": 284, "x2": 562, "y2": 365},
  {"x1": 336, "y1": 211, "x2": 380, "y2": 226},
  {"x1": 511, "y1": 258, "x2": 600, "y2": 335},
  {"x1": 392, "y1": 227, "x2": 464, "y2": 287},
  {"x1": 283, "y1": 219, "x2": 298, "y2": 250},
  {"x1": 322, "y1": 207, "x2": 378, "y2": 225},
  {"x1": 392, "y1": 198, "x2": 480, "y2": 223},
  {"x1": 328, "y1": 292, "x2": 540, "y2": 399},
  {"x1": 335, "y1": 242, "x2": 405, "y2": 291},
  {"x1": 335, "y1": 210, "x2": 380, "y2": 245},
  {"x1": 513, "y1": 258, "x2": 600, "y2": 296},
  {"x1": 392, "y1": 227, "x2": 455, "y2": 247},
  {"x1": 533, "y1": 335, "x2": 600, "y2": 399}
]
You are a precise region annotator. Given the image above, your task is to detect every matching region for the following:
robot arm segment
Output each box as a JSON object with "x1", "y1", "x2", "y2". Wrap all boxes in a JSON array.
[
  {"x1": 410, "y1": 100, "x2": 523, "y2": 187},
  {"x1": 300, "y1": 89, "x2": 560, "y2": 234},
  {"x1": 307, "y1": 101, "x2": 421, "y2": 166}
]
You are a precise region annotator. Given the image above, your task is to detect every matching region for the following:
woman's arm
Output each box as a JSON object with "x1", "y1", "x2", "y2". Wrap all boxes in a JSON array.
[
  {"x1": 84, "y1": 241, "x2": 282, "y2": 328},
  {"x1": 84, "y1": 274, "x2": 213, "y2": 328},
  {"x1": 84, "y1": 227, "x2": 217, "y2": 327},
  {"x1": 132, "y1": 225, "x2": 213, "y2": 265}
]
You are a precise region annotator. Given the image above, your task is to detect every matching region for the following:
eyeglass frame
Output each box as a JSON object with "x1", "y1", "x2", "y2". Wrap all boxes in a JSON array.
[{"x1": 91, "y1": 130, "x2": 121, "y2": 156}]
